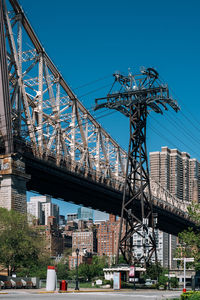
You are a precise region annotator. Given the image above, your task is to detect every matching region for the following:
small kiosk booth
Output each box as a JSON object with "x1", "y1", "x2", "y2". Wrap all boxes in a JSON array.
[{"x1": 103, "y1": 264, "x2": 146, "y2": 288}]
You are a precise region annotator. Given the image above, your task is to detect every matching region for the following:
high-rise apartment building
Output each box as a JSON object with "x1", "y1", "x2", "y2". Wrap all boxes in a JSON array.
[
  {"x1": 132, "y1": 228, "x2": 177, "y2": 269},
  {"x1": 42, "y1": 202, "x2": 59, "y2": 225},
  {"x1": 189, "y1": 159, "x2": 200, "y2": 202},
  {"x1": 148, "y1": 146, "x2": 200, "y2": 270},
  {"x1": 150, "y1": 147, "x2": 200, "y2": 202},
  {"x1": 27, "y1": 195, "x2": 50, "y2": 224},
  {"x1": 27, "y1": 195, "x2": 59, "y2": 225},
  {"x1": 27, "y1": 200, "x2": 43, "y2": 224}
]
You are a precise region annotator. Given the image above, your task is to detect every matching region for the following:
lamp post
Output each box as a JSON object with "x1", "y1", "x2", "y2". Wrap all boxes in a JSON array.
[{"x1": 75, "y1": 248, "x2": 79, "y2": 290}]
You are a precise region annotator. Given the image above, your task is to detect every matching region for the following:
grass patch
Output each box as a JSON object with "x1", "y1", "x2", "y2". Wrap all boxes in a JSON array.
[{"x1": 79, "y1": 282, "x2": 93, "y2": 288}]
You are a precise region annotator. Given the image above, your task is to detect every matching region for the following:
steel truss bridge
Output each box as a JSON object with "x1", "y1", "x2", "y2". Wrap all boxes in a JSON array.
[{"x1": 0, "y1": 0, "x2": 196, "y2": 235}]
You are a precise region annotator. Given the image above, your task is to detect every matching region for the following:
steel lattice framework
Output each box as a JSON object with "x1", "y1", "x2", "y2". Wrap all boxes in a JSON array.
[
  {"x1": 0, "y1": 0, "x2": 127, "y2": 185},
  {"x1": 95, "y1": 69, "x2": 180, "y2": 266}
]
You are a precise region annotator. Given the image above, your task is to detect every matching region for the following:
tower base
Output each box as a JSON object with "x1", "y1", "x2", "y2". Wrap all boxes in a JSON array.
[{"x1": 0, "y1": 155, "x2": 30, "y2": 213}]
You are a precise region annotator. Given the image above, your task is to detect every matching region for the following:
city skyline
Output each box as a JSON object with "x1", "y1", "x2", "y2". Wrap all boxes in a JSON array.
[
  {"x1": 27, "y1": 192, "x2": 109, "y2": 222},
  {"x1": 27, "y1": 145, "x2": 200, "y2": 218}
]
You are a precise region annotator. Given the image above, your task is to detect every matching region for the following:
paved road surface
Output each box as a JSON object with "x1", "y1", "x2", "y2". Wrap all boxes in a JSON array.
[{"x1": 0, "y1": 290, "x2": 182, "y2": 300}]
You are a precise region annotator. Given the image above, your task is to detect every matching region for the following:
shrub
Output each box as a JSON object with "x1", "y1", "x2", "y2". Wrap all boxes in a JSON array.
[
  {"x1": 102, "y1": 279, "x2": 111, "y2": 285},
  {"x1": 121, "y1": 281, "x2": 133, "y2": 289},
  {"x1": 102, "y1": 279, "x2": 113, "y2": 287},
  {"x1": 170, "y1": 277, "x2": 179, "y2": 288},
  {"x1": 190, "y1": 293, "x2": 200, "y2": 300},
  {"x1": 159, "y1": 285, "x2": 165, "y2": 290},
  {"x1": 158, "y1": 275, "x2": 168, "y2": 289},
  {"x1": 181, "y1": 291, "x2": 200, "y2": 299},
  {"x1": 151, "y1": 284, "x2": 157, "y2": 289}
]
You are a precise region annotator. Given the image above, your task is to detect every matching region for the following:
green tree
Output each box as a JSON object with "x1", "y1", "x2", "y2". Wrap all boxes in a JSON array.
[
  {"x1": 175, "y1": 203, "x2": 200, "y2": 271},
  {"x1": 158, "y1": 274, "x2": 168, "y2": 288},
  {"x1": 78, "y1": 263, "x2": 93, "y2": 281},
  {"x1": 0, "y1": 208, "x2": 47, "y2": 276},
  {"x1": 17, "y1": 255, "x2": 51, "y2": 278},
  {"x1": 117, "y1": 255, "x2": 127, "y2": 265},
  {"x1": 146, "y1": 262, "x2": 166, "y2": 280},
  {"x1": 56, "y1": 262, "x2": 69, "y2": 280},
  {"x1": 67, "y1": 255, "x2": 109, "y2": 282},
  {"x1": 91, "y1": 255, "x2": 109, "y2": 277},
  {"x1": 187, "y1": 203, "x2": 200, "y2": 225},
  {"x1": 170, "y1": 277, "x2": 179, "y2": 288}
]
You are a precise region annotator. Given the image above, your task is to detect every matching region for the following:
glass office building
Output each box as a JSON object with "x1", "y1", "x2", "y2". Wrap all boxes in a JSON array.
[{"x1": 77, "y1": 207, "x2": 93, "y2": 220}]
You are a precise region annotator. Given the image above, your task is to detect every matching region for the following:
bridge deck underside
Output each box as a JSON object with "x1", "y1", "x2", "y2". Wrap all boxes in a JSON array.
[{"x1": 23, "y1": 152, "x2": 196, "y2": 236}]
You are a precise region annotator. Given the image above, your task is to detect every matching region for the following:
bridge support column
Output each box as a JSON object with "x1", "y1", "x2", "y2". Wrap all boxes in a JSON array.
[{"x1": 0, "y1": 155, "x2": 30, "y2": 213}]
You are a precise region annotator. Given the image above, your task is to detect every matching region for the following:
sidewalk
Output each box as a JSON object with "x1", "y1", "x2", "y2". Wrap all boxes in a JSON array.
[
  {"x1": 0, "y1": 287, "x2": 117, "y2": 294},
  {"x1": 0, "y1": 287, "x2": 183, "y2": 294}
]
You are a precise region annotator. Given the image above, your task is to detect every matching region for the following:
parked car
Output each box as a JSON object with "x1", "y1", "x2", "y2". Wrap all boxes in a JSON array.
[
  {"x1": 145, "y1": 279, "x2": 153, "y2": 286},
  {"x1": 4, "y1": 281, "x2": 12, "y2": 289}
]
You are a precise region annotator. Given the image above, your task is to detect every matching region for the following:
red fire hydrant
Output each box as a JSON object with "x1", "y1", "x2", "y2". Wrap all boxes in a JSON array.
[{"x1": 60, "y1": 280, "x2": 67, "y2": 291}]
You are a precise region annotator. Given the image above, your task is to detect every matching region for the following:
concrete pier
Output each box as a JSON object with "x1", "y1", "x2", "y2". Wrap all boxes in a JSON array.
[{"x1": 0, "y1": 155, "x2": 30, "y2": 213}]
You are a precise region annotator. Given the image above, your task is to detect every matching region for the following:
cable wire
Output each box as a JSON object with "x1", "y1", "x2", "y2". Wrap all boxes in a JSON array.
[{"x1": 149, "y1": 114, "x2": 200, "y2": 159}]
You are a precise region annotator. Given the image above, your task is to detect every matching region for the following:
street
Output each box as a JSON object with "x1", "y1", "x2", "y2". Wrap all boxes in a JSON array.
[{"x1": 0, "y1": 290, "x2": 182, "y2": 300}]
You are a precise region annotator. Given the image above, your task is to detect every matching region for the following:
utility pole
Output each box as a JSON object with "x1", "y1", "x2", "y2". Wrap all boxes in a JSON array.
[
  {"x1": 95, "y1": 68, "x2": 179, "y2": 267},
  {"x1": 174, "y1": 257, "x2": 194, "y2": 293}
]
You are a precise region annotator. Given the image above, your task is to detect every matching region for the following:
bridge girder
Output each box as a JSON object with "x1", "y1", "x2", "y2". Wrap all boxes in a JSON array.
[
  {"x1": 22, "y1": 151, "x2": 196, "y2": 236},
  {"x1": 0, "y1": 0, "x2": 126, "y2": 184},
  {"x1": 0, "y1": 0, "x2": 13, "y2": 154}
]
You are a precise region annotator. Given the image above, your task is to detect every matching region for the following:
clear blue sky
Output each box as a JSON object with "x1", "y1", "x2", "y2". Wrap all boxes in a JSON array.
[{"x1": 22, "y1": 0, "x2": 200, "y2": 217}]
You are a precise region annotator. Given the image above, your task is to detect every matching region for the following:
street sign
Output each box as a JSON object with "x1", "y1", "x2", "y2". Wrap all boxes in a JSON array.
[
  {"x1": 173, "y1": 257, "x2": 194, "y2": 262},
  {"x1": 165, "y1": 274, "x2": 176, "y2": 278},
  {"x1": 129, "y1": 278, "x2": 138, "y2": 282},
  {"x1": 185, "y1": 258, "x2": 194, "y2": 262},
  {"x1": 173, "y1": 257, "x2": 194, "y2": 293},
  {"x1": 129, "y1": 266, "x2": 135, "y2": 278}
]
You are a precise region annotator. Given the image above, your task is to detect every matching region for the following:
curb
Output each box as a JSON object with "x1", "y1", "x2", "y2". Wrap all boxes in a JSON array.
[
  {"x1": 59, "y1": 290, "x2": 115, "y2": 293},
  {"x1": 38, "y1": 289, "x2": 121, "y2": 294},
  {"x1": 38, "y1": 291, "x2": 57, "y2": 294},
  {"x1": 0, "y1": 293, "x2": 8, "y2": 295}
]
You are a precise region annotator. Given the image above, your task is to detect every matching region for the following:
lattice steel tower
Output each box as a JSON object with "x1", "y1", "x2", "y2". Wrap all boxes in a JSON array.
[{"x1": 95, "y1": 68, "x2": 179, "y2": 266}]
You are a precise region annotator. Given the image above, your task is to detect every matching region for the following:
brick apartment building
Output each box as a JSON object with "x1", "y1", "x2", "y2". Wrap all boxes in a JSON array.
[
  {"x1": 72, "y1": 230, "x2": 97, "y2": 254},
  {"x1": 69, "y1": 252, "x2": 93, "y2": 269},
  {"x1": 35, "y1": 216, "x2": 64, "y2": 257},
  {"x1": 46, "y1": 216, "x2": 64, "y2": 257},
  {"x1": 69, "y1": 220, "x2": 96, "y2": 269},
  {"x1": 68, "y1": 214, "x2": 124, "y2": 269},
  {"x1": 96, "y1": 215, "x2": 122, "y2": 259}
]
